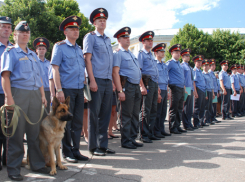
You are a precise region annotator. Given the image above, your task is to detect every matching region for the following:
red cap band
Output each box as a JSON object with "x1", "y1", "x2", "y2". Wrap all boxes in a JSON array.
[
  {"x1": 64, "y1": 22, "x2": 79, "y2": 30},
  {"x1": 93, "y1": 13, "x2": 106, "y2": 21}
]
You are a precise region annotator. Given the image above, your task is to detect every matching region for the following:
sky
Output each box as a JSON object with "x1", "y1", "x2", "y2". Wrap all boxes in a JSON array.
[{"x1": 76, "y1": 0, "x2": 245, "y2": 42}]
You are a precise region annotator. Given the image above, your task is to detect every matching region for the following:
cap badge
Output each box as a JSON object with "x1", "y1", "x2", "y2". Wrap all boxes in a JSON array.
[
  {"x1": 24, "y1": 26, "x2": 28, "y2": 30},
  {"x1": 6, "y1": 17, "x2": 9, "y2": 20},
  {"x1": 99, "y1": 8, "x2": 104, "y2": 12},
  {"x1": 73, "y1": 16, "x2": 78, "y2": 20},
  {"x1": 177, "y1": 44, "x2": 180, "y2": 47},
  {"x1": 125, "y1": 28, "x2": 129, "y2": 31},
  {"x1": 39, "y1": 38, "x2": 43, "y2": 41},
  {"x1": 149, "y1": 36, "x2": 152, "y2": 38},
  {"x1": 40, "y1": 42, "x2": 43, "y2": 45},
  {"x1": 100, "y1": 13, "x2": 104, "y2": 16},
  {"x1": 125, "y1": 32, "x2": 128, "y2": 34},
  {"x1": 149, "y1": 32, "x2": 152, "y2": 35},
  {"x1": 162, "y1": 44, "x2": 165, "y2": 46},
  {"x1": 73, "y1": 22, "x2": 77, "y2": 25}
]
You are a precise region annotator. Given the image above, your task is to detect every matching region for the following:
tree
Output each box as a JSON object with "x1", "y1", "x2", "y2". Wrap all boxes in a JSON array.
[
  {"x1": 0, "y1": 0, "x2": 94, "y2": 59},
  {"x1": 165, "y1": 23, "x2": 214, "y2": 67}
]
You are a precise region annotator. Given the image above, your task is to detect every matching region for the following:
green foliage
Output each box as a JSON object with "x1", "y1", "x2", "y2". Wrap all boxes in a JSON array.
[
  {"x1": 0, "y1": 0, "x2": 94, "y2": 59},
  {"x1": 166, "y1": 23, "x2": 245, "y2": 70}
]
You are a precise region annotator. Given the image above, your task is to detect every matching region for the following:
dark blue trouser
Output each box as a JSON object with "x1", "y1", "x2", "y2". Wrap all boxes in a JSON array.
[
  {"x1": 204, "y1": 91, "x2": 213, "y2": 123},
  {"x1": 221, "y1": 88, "x2": 231, "y2": 118},
  {"x1": 88, "y1": 78, "x2": 112, "y2": 151},
  {"x1": 232, "y1": 90, "x2": 240, "y2": 116},
  {"x1": 62, "y1": 88, "x2": 84, "y2": 157},
  {"x1": 193, "y1": 87, "x2": 205, "y2": 127},
  {"x1": 182, "y1": 90, "x2": 194, "y2": 129},
  {"x1": 239, "y1": 88, "x2": 244, "y2": 114},
  {"x1": 211, "y1": 92, "x2": 217, "y2": 120},
  {"x1": 0, "y1": 94, "x2": 6, "y2": 166},
  {"x1": 154, "y1": 90, "x2": 168, "y2": 135}
]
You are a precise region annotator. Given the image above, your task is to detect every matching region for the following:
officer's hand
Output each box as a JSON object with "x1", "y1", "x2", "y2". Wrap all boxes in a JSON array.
[
  {"x1": 158, "y1": 88, "x2": 161, "y2": 94},
  {"x1": 140, "y1": 86, "x2": 147, "y2": 95},
  {"x1": 217, "y1": 93, "x2": 220, "y2": 97},
  {"x1": 90, "y1": 80, "x2": 98, "y2": 92},
  {"x1": 223, "y1": 89, "x2": 227, "y2": 95},
  {"x1": 241, "y1": 89, "x2": 243, "y2": 93},
  {"x1": 56, "y1": 91, "x2": 65, "y2": 103},
  {"x1": 206, "y1": 96, "x2": 208, "y2": 100},
  {"x1": 84, "y1": 96, "x2": 88, "y2": 103},
  {"x1": 5, "y1": 96, "x2": 15, "y2": 110},
  {"x1": 167, "y1": 93, "x2": 171, "y2": 100},
  {"x1": 194, "y1": 91, "x2": 198, "y2": 98},
  {"x1": 234, "y1": 92, "x2": 237, "y2": 96},
  {"x1": 41, "y1": 96, "x2": 47, "y2": 108},
  {"x1": 112, "y1": 82, "x2": 116, "y2": 92},
  {"x1": 185, "y1": 91, "x2": 188, "y2": 94},
  {"x1": 118, "y1": 92, "x2": 125, "y2": 101},
  {"x1": 213, "y1": 93, "x2": 215, "y2": 99},
  {"x1": 157, "y1": 94, "x2": 162, "y2": 103}
]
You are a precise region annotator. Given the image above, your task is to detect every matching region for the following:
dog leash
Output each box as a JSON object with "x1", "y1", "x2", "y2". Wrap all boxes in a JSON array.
[{"x1": 0, "y1": 104, "x2": 45, "y2": 137}]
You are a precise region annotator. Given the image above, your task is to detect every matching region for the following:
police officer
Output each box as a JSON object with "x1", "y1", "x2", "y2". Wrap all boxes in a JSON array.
[
  {"x1": 51, "y1": 16, "x2": 88, "y2": 162},
  {"x1": 202, "y1": 59, "x2": 215, "y2": 125},
  {"x1": 181, "y1": 49, "x2": 198, "y2": 130},
  {"x1": 33, "y1": 37, "x2": 51, "y2": 118},
  {"x1": 166, "y1": 44, "x2": 186, "y2": 134},
  {"x1": 236, "y1": 65, "x2": 245, "y2": 116},
  {"x1": 219, "y1": 60, "x2": 233, "y2": 120},
  {"x1": 193, "y1": 55, "x2": 206, "y2": 128},
  {"x1": 215, "y1": 71, "x2": 222, "y2": 117},
  {"x1": 209, "y1": 59, "x2": 221, "y2": 123},
  {"x1": 112, "y1": 27, "x2": 143, "y2": 149},
  {"x1": 1, "y1": 21, "x2": 49, "y2": 181},
  {"x1": 0, "y1": 16, "x2": 13, "y2": 170},
  {"x1": 152, "y1": 43, "x2": 171, "y2": 137},
  {"x1": 230, "y1": 64, "x2": 242, "y2": 117},
  {"x1": 83, "y1": 8, "x2": 115, "y2": 155},
  {"x1": 137, "y1": 31, "x2": 161, "y2": 143}
]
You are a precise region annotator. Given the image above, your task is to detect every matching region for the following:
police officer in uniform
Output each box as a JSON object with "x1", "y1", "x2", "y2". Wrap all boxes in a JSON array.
[
  {"x1": 51, "y1": 16, "x2": 88, "y2": 162},
  {"x1": 152, "y1": 43, "x2": 171, "y2": 137},
  {"x1": 209, "y1": 59, "x2": 221, "y2": 123},
  {"x1": 193, "y1": 55, "x2": 206, "y2": 128},
  {"x1": 219, "y1": 60, "x2": 233, "y2": 120},
  {"x1": 1, "y1": 21, "x2": 49, "y2": 181},
  {"x1": 230, "y1": 64, "x2": 242, "y2": 117},
  {"x1": 33, "y1": 37, "x2": 51, "y2": 118},
  {"x1": 137, "y1": 31, "x2": 161, "y2": 143},
  {"x1": 236, "y1": 65, "x2": 245, "y2": 116},
  {"x1": 202, "y1": 59, "x2": 215, "y2": 125},
  {"x1": 166, "y1": 44, "x2": 186, "y2": 134},
  {"x1": 181, "y1": 49, "x2": 198, "y2": 130},
  {"x1": 83, "y1": 8, "x2": 115, "y2": 155},
  {"x1": 112, "y1": 27, "x2": 143, "y2": 149},
  {"x1": 0, "y1": 16, "x2": 13, "y2": 170}
]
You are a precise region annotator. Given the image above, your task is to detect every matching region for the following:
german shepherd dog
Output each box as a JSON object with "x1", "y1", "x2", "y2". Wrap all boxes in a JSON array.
[{"x1": 39, "y1": 96, "x2": 73, "y2": 175}]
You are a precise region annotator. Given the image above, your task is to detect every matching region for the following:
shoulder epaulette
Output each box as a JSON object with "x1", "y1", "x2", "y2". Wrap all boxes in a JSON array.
[
  {"x1": 193, "y1": 68, "x2": 196, "y2": 71},
  {"x1": 9, "y1": 42, "x2": 14, "y2": 46},
  {"x1": 115, "y1": 48, "x2": 120, "y2": 52},
  {"x1": 56, "y1": 40, "x2": 66, "y2": 46},
  {"x1": 90, "y1": 31, "x2": 95, "y2": 35},
  {"x1": 5, "y1": 46, "x2": 14, "y2": 52},
  {"x1": 139, "y1": 50, "x2": 143, "y2": 53}
]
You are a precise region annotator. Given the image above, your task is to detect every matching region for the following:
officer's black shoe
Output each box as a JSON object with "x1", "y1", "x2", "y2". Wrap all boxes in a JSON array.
[
  {"x1": 122, "y1": 142, "x2": 137, "y2": 149},
  {"x1": 100, "y1": 148, "x2": 116, "y2": 154},
  {"x1": 222, "y1": 117, "x2": 227, "y2": 120},
  {"x1": 8, "y1": 174, "x2": 23, "y2": 181},
  {"x1": 216, "y1": 120, "x2": 221, "y2": 123},
  {"x1": 197, "y1": 125, "x2": 203, "y2": 128},
  {"x1": 63, "y1": 156, "x2": 78, "y2": 163},
  {"x1": 140, "y1": 137, "x2": 153, "y2": 143},
  {"x1": 210, "y1": 121, "x2": 216, "y2": 125},
  {"x1": 177, "y1": 127, "x2": 187, "y2": 132},
  {"x1": 90, "y1": 148, "x2": 106, "y2": 156},
  {"x1": 237, "y1": 113, "x2": 242, "y2": 117},
  {"x1": 161, "y1": 131, "x2": 171, "y2": 136},
  {"x1": 33, "y1": 167, "x2": 50, "y2": 174},
  {"x1": 155, "y1": 134, "x2": 165, "y2": 138},
  {"x1": 202, "y1": 123, "x2": 209, "y2": 126},
  {"x1": 74, "y1": 153, "x2": 89, "y2": 161},
  {"x1": 170, "y1": 129, "x2": 182, "y2": 134},
  {"x1": 227, "y1": 116, "x2": 234, "y2": 120},
  {"x1": 191, "y1": 126, "x2": 198, "y2": 129},
  {"x1": 186, "y1": 127, "x2": 194, "y2": 131},
  {"x1": 213, "y1": 118, "x2": 218, "y2": 122},
  {"x1": 149, "y1": 135, "x2": 161, "y2": 140},
  {"x1": 132, "y1": 140, "x2": 144, "y2": 147},
  {"x1": 0, "y1": 163, "x2": 2, "y2": 171}
]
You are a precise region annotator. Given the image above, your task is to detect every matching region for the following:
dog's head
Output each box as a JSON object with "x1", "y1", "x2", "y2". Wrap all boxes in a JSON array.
[{"x1": 52, "y1": 96, "x2": 73, "y2": 121}]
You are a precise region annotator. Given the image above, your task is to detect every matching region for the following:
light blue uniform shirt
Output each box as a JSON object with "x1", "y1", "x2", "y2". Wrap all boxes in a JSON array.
[
  {"x1": 156, "y1": 60, "x2": 168, "y2": 90},
  {"x1": 193, "y1": 67, "x2": 206, "y2": 92},
  {"x1": 113, "y1": 46, "x2": 141, "y2": 84},
  {"x1": 39, "y1": 58, "x2": 50, "y2": 91},
  {"x1": 51, "y1": 39, "x2": 85, "y2": 89},
  {"x1": 181, "y1": 62, "x2": 194, "y2": 91},
  {"x1": 236, "y1": 73, "x2": 245, "y2": 87},
  {"x1": 217, "y1": 78, "x2": 220, "y2": 91},
  {"x1": 219, "y1": 70, "x2": 231, "y2": 89},
  {"x1": 209, "y1": 70, "x2": 219, "y2": 93},
  {"x1": 83, "y1": 30, "x2": 113, "y2": 80},
  {"x1": 203, "y1": 71, "x2": 214, "y2": 92},
  {"x1": 230, "y1": 74, "x2": 240, "y2": 91},
  {"x1": 137, "y1": 48, "x2": 159, "y2": 83},
  {"x1": 48, "y1": 66, "x2": 53, "y2": 80},
  {"x1": 0, "y1": 41, "x2": 13, "y2": 94},
  {"x1": 166, "y1": 58, "x2": 185, "y2": 88},
  {"x1": 1, "y1": 44, "x2": 44, "y2": 90}
]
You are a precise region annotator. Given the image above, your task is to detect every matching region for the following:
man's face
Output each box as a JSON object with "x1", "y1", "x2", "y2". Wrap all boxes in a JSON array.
[
  {"x1": 182, "y1": 55, "x2": 190, "y2": 62},
  {"x1": 118, "y1": 37, "x2": 130, "y2": 48},
  {"x1": 94, "y1": 18, "x2": 107, "y2": 30},
  {"x1": 222, "y1": 64, "x2": 228, "y2": 71},
  {"x1": 0, "y1": 23, "x2": 12, "y2": 39},
  {"x1": 210, "y1": 64, "x2": 216, "y2": 71},
  {"x1": 142, "y1": 39, "x2": 153, "y2": 49},
  {"x1": 232, "y1": 69, "x2": 237, "y2": 74},
  {"x1": 202, "y1": 64, "x2": 210, "y2": 72},
  {"x1": 14, "y1": 30, "x2": 30, "y2": 44},
  {"x1": 155, "y1": 51, "x2": 165, "y2": 59},
  {"x1": 36, "y1": 46, "x2": 47, "y2": 57},
  {"x1": 195, "y1": 61, "x2": 202, "y2": 69},
  {"x1": 64, "y1": 27, "x2": 79, "y2": 40},
  {"x1": 171, "y1": 50, "x2": 181, "y2": 60},
  {"x1": 237, "y1": 68, "x2": 242, "y2": 74}
]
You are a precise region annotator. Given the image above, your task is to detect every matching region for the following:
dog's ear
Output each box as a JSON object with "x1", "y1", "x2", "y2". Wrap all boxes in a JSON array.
[
  {"x1": 52, "y1": 96, "x2": 60, "y2": 115},
  {"x1": 64, "y1": 96, "x2": 70, "y2": 108}
]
